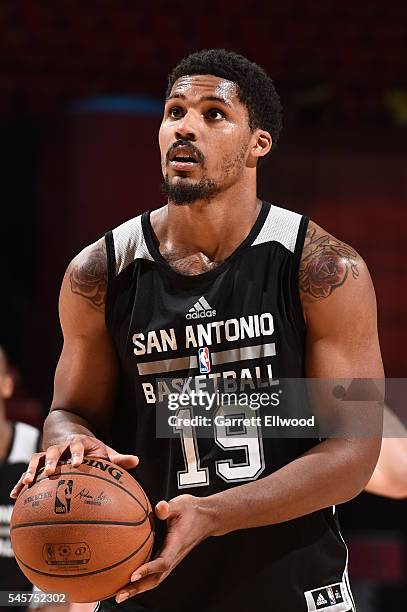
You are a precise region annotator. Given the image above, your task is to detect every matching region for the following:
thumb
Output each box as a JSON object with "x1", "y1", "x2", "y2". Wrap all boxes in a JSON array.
[
  {"x1": 106, "y1": 447, "x2": 139, "y2": 469},
  {"x1": 155, "y1": 500, "x2": 170, "y2": 521}
]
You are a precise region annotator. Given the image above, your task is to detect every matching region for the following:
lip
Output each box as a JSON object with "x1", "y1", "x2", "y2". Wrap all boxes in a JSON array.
[
  {"x1": 169, "y1": 160, "x2": 198, "y2": 171},
  {"x1": 168, "y1": 144, "x2": 201, "y2": 163}
]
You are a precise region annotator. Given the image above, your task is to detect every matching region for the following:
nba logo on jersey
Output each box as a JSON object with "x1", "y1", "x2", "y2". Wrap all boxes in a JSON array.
[{"x1": 198, "y1": 347, "x2": 211, "y2": 373}]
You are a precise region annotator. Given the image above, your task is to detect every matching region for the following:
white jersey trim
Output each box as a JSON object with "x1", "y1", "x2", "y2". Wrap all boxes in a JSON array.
[
  {"x1": 338, "y1": 527, "x2": 356, "y2": 611},
  {"x1": 112, "y1": 215, "x2": 153, "y2": 275},
  {"x1": 251, "y1": 203, "x2": 302, "y2": 253}
]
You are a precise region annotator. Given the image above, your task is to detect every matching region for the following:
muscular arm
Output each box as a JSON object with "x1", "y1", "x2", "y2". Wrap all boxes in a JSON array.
[
  {"x1": 200, "y1": 221, "x2": 384, "y2": 534},
  {"x1": 44, "y1": 238, "x2": 117, "y2": 448},
  {"x1": 10, "y1": 239, "x2": 138, "y2": 498}
]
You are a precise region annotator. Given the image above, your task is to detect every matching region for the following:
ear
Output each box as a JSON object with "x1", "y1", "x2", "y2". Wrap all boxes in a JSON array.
[
  {"x1": 247, "y1": 130, "x2": 272, "y2": 168},
  {"x1": 1, "y1": 373, "x2": 14, "y2": 399}
]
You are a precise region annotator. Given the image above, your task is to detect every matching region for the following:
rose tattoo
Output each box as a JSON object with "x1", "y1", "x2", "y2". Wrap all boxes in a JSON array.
[{"x1": 300, "y1": 226, "x2": 359, "y2": 299}]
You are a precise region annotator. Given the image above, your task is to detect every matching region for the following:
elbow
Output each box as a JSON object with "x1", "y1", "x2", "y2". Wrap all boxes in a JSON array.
[
  {"x1": 343, "y1": 440, "x2": 383, "y2": 502},
  {"x1": 343, "y1": 479, "x2": 371, "y2": 503},
  {"x1": 361, "y1": 440, "x2": 383, "y2": 488},
  {"x1": 339, "y1": 472, "x2": 375, "y2": 504}
]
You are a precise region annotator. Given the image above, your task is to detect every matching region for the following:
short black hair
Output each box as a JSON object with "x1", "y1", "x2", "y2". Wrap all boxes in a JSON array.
[{"x1": 166, "y1": 49, "x2": 283, "y2": 154}]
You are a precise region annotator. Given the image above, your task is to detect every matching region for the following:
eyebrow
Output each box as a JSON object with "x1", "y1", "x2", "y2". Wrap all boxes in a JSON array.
[{"x1": 166, "y1": 93, "x2": 232, "y2": 108}]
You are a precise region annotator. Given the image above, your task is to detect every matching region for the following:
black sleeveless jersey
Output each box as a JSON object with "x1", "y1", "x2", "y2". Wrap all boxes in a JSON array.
[{"x1": 101, "y1": 202, "x2": 355, "y2": 612}]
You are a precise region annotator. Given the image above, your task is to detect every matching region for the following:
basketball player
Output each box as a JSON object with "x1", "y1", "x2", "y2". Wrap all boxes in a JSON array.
[
  {"x1": 0, "y1": 346, "x2": 40, "y2": 608},
  {"x1": 11, "y1": 50, "x2": 385, "y2": 611}
]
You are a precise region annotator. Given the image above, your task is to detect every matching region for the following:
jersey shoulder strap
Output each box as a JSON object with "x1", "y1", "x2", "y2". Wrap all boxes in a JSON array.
[
  {"x1": 105, "y1": 214, "x2": 153, "y2": 279},
  {"x1": 252, "y1": 203, "x2": 309, "y2": 333},
  {"x1": 252, "y1": 203, "x2": 308, "y2": 255}
]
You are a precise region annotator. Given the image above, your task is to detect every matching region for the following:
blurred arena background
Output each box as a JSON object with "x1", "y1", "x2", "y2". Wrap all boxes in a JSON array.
[{"x1": 0, "y1": 1, "x2": 406, "y2": 610}]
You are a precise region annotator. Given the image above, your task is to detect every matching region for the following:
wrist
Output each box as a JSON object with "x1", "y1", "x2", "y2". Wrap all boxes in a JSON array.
[{"x1": 197, "y1": 494, "x2": 228, "y2": 538}]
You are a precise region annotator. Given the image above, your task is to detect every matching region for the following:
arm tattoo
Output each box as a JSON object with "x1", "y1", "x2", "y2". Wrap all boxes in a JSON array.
[
  {"x1": 299, "y1": 225, "x2": 359, "y2": 300},
  {"x1": 69, "y1": 241, "x2": 107, "y2": 309}
]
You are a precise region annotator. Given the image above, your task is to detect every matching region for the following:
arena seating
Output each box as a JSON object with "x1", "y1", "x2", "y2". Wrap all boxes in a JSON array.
[{"x1": 0, "y1": 0, "x2": 405, "y2": 121}]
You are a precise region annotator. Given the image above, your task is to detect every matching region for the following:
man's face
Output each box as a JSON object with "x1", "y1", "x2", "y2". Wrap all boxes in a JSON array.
[{"x1": 159, "y1": 74, "x2": 253, "y2": 204}]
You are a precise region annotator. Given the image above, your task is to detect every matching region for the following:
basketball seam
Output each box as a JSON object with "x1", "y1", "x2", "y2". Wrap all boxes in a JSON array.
[
  {"x1": 101, "y1": 540, "x2": 155, "y2": 601},
  {"x1": 14, "y1": 528, "x2": 154, "y2": 578},
  {"x1": 11, "y1": 518, "x2": 149, "y2": 531},
  {"x1": 137, "y1": 481, "x2": 150, "y2": 510}
]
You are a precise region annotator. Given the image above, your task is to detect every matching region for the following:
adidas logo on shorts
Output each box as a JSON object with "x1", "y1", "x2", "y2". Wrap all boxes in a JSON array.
[
  {"x1": 305, "y1": 581, "x2": 350, "y2": 611},
  {"x1": 186, "y1": 296, "x2": 216, "y2": 320},
  {"x1": 316, "y1": 594, "x2": 328, "y2": 606}
]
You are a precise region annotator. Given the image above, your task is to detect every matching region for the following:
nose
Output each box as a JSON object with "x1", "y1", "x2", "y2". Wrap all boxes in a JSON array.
[{"x1": 175, "y1": 110, "x2": 197, "y2": 141}]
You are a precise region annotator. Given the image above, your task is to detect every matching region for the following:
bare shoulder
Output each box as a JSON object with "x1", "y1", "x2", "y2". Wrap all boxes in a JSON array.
[
  {"x1": 65, "y1": 238, "x2": 107, "y2": 313},
  {"x1": 299, "y1": 220, "x2": 367, "y2": 306}
]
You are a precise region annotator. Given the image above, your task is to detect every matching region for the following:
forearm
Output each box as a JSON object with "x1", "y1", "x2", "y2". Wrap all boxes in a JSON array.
[
  {"x1": 10, "y1": 406, "x2": 136, "y2": 500},
  {"x1": 43, "y1": 409, "x2": 96, "y2": 449},
  {"x1": 202, "y1": 438, "x2": 379, "y2": 536}
]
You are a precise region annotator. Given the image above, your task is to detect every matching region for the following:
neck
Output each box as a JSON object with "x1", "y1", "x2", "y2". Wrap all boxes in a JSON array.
[{"x1": 154, "y1": 179, "x2": 262, "y2": 262}]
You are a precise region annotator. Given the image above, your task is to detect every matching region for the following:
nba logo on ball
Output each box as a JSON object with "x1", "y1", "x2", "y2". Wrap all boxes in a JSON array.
[{"x1": 198, "y1": 347, "x2": 211, "y2": 373}]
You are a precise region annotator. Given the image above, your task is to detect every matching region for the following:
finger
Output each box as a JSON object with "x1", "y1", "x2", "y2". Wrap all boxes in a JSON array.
[
  {"x1": 106, "y1": 447, "x2": 139, "y2": 469},
  {"x1": 43, "y1": 443, "x2": 69, "y2": 476},
  {"x1": 130, "y1": 556, "x2": 170, "y2": 582},
  {"x1": 116, "y1": 574, "x2": 161, "y2": 602},
  {"x1": 116, "y1": 590, "x2": 130, "y2": 604},
  {"x1": 69, "y1": 440, "x2": 86, "y2": 467},
  {"x1": 10, "y1": 473, "x2": 27, "y2": 499},
  {"x1": 154, "y1": 500, "x2": 170, "y2": 521},
  {"x1": 22, "y1": 453, "x2": 46, "y2": 484}
]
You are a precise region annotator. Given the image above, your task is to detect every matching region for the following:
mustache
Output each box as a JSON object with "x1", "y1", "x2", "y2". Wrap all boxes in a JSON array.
[{"x1": 166, "y1": 140, "x2": 204, "y2": 164}]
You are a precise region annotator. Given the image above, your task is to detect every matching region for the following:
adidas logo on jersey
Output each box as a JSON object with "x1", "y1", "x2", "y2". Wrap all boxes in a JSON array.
[{"x1": 186, "y1": 297, "x2": 216, "y2": 320}]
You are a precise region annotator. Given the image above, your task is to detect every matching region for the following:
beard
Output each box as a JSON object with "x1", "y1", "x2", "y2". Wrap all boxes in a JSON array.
[{"x1": 161, "y1": 175, "x2": 221, "y2": 205}]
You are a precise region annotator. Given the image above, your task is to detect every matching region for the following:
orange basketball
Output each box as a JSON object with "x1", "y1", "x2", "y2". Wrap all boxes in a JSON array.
[{"x1": 10, "y1": 459, "x2": 154, "y2": 603}]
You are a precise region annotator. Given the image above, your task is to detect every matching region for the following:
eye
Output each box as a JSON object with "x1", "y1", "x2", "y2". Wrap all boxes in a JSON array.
[
  {"x1": 205, "y1": 108, "x2": 225, "y2": 121},
  {"x1": 168, "y1": 106, "x2": 184, "y2": 119}
]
